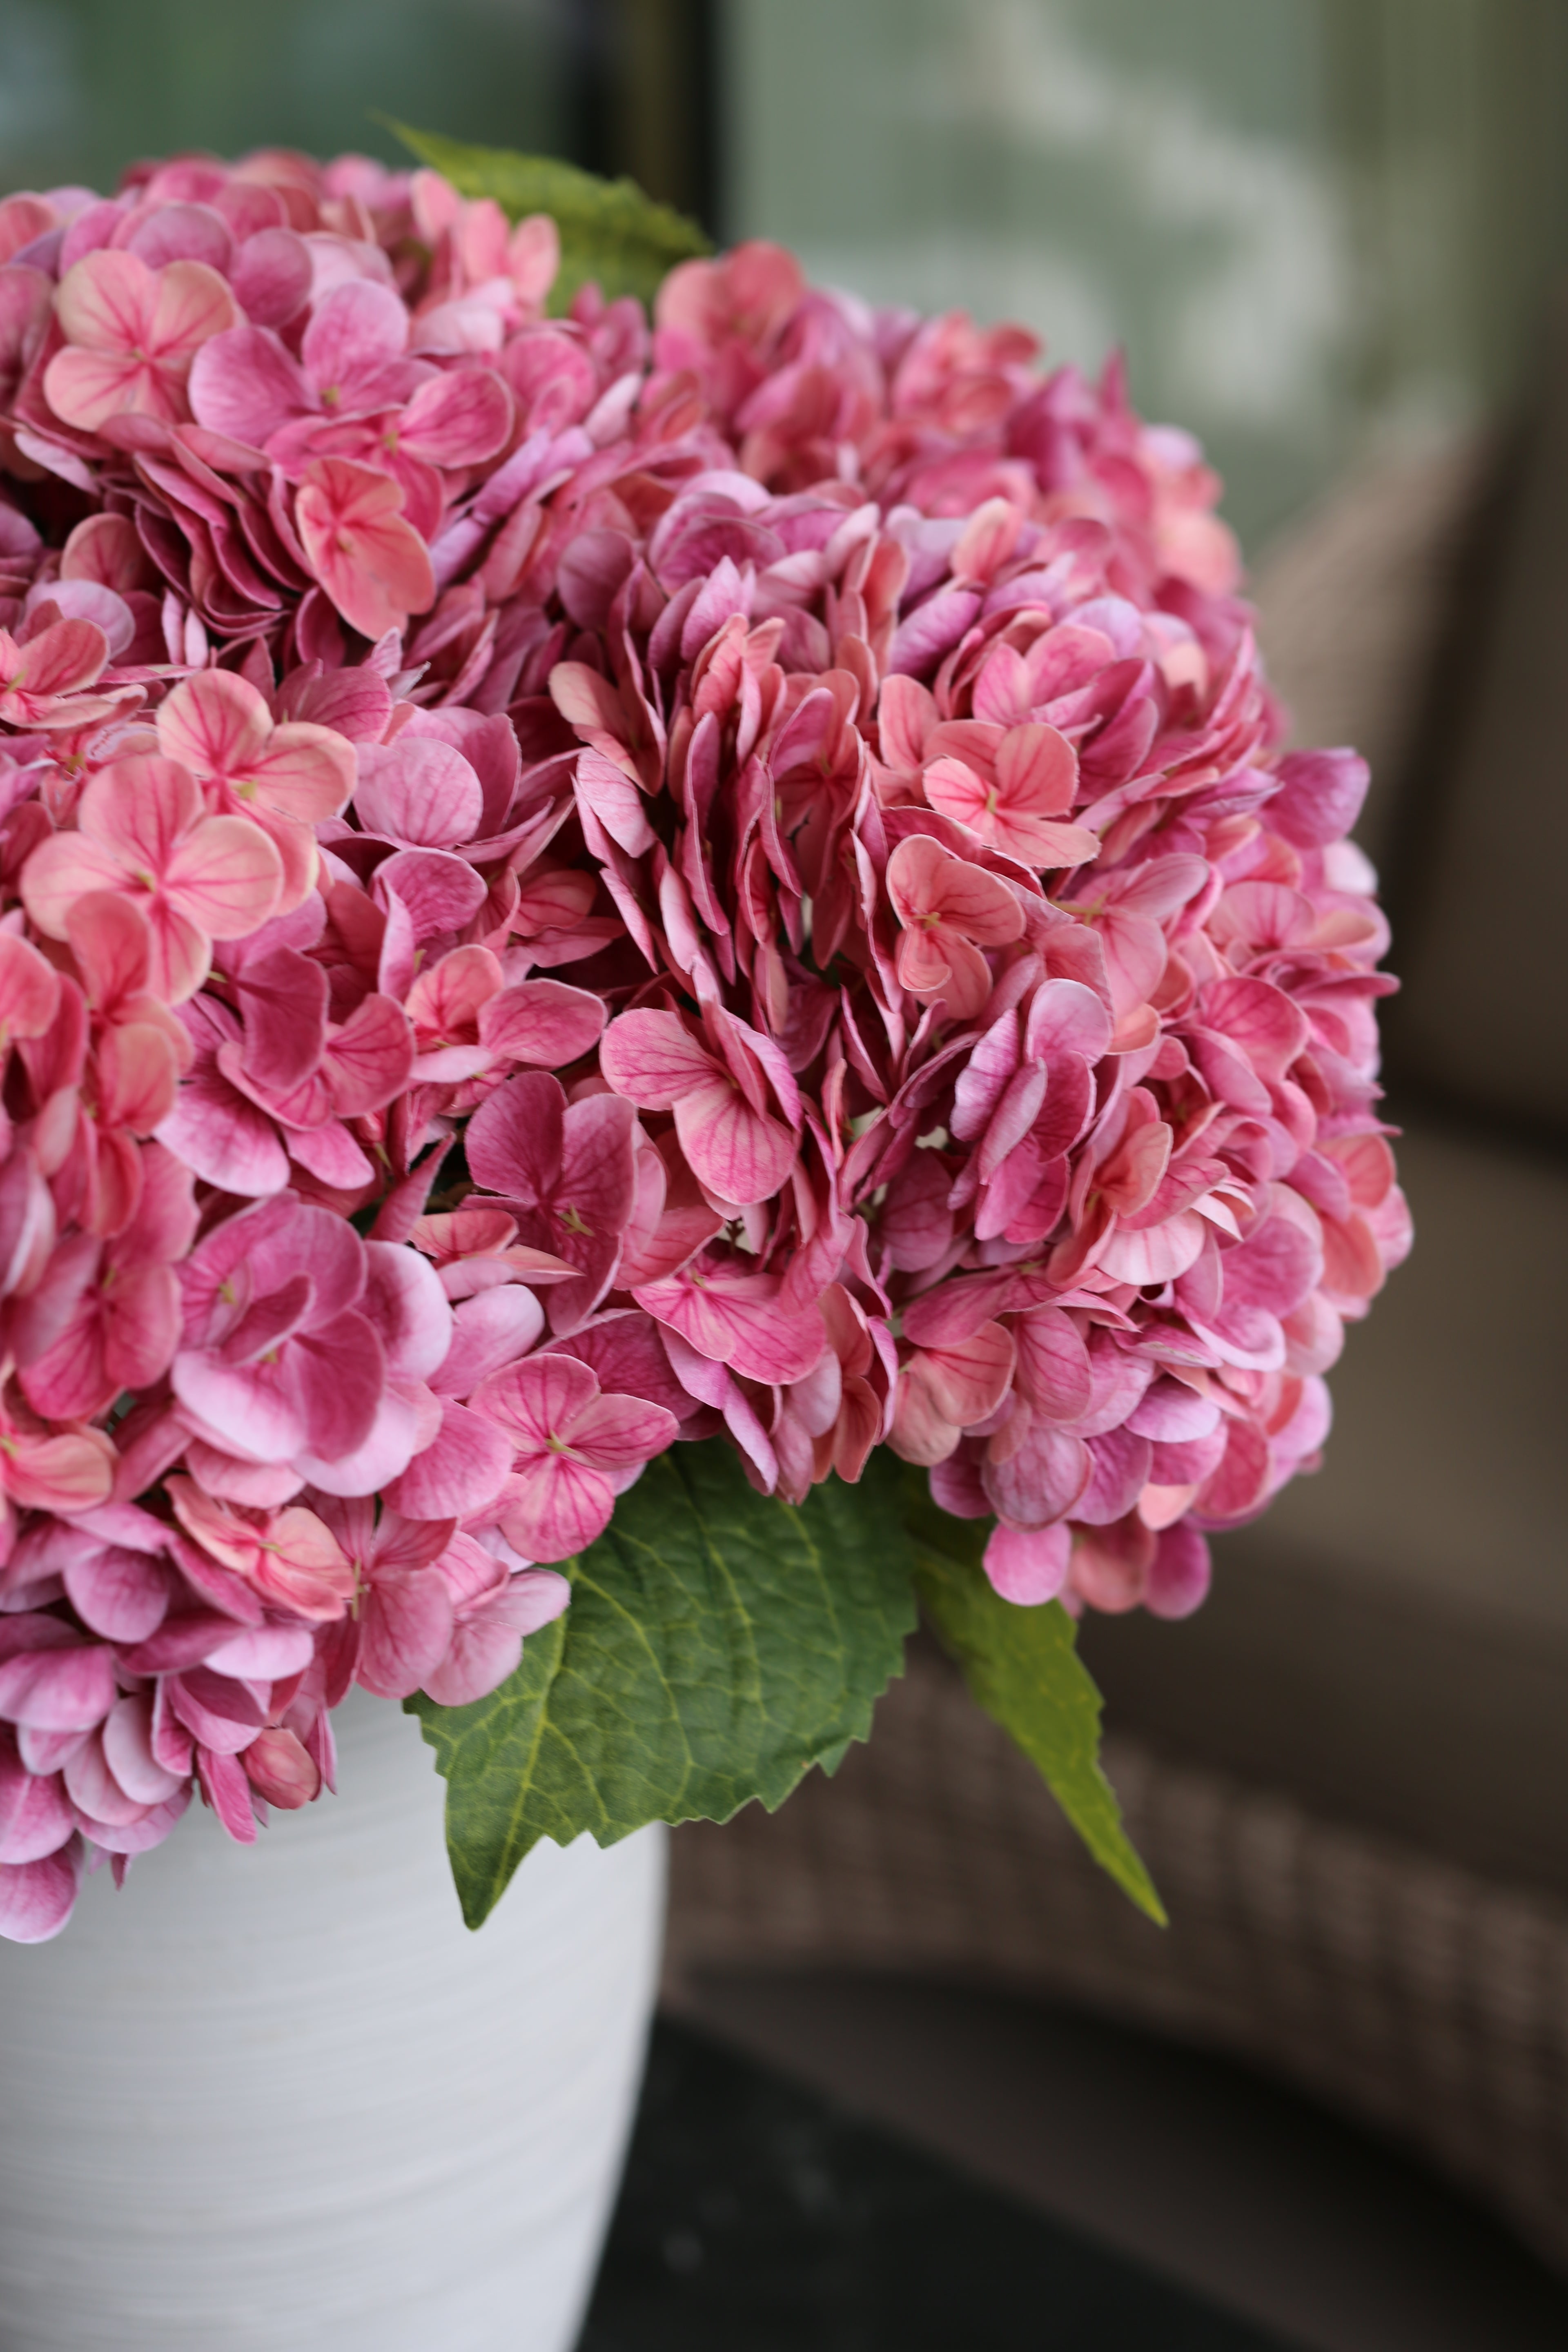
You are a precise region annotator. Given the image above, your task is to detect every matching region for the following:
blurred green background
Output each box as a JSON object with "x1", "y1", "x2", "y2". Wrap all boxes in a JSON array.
[{"x1": 0, "y1": 0, "x2": 1563, "y2": 552}]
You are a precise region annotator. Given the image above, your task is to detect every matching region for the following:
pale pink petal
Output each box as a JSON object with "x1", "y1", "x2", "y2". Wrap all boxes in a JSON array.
[
  {"x1": 672, "y1": 1076, "x2": 798, "y2": 1208},
  {"x1": 18, "y1": 831, "x2": 129, "y2": 939},
  {"x1": 156, "y1": 667, "x2": 272, "y2": 776},
  {"x1": 431, "y1": 1286, "x2": 545, "y2": 1398},
  {"x1": 55, "y1": 249, "x2": 158, "y2": 350},
  {"x1": 0, "y1": 1845, "x2": 81, "y2": 1942},
  {"x1": 147, "y1": 258, "x2": 238, "y2": 358},
  {"x1": 162, "y1": 813, "x2": 283, "y2": 939},
  {"x1": 477, "y1": 980, "x2": 606, "y2": 1067},
  {"x1": 385, "y1": 1401, "x2": 512, "y2": 1519}
]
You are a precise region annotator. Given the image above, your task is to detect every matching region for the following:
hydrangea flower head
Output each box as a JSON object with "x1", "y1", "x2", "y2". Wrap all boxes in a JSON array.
[{"x1": 0, "y1": 152, "x2": 1406, "y2": 1941}]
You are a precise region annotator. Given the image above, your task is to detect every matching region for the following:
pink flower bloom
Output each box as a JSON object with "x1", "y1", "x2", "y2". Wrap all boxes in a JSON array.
[
  {"x1": 599, "y1": 1003, "x2": 802, "y2": 1207},
  {"x1": 294, "y1": 457, "x2": 436, "y2": 641},
  {"x1": 420, "y1": 1536, "x2": 568, "y2": 1708},
  {"x1": 167, "y1": 1477, "x2": 355, "y2": 1621},
  {"x1": 0, "y1": 614, "x2": 125, "y2": 732},
  {"x1": 156, "y1": 670, "x2": 354, "y2": 911},
  {"x1": 472, "y1": 1354, "x2": 678, "y2": 1563},
  {"x1": 464, "y1": 1072, "x2": 638, "y2": 1332},
  {"x1": 922, "y1": 722, "x2": 1098, "y2": 869},
  {"x1": 0, "y1": 158, "x2": 1408, "y2": 1929},
  {"x1": 170, "y1": 1198, "x2": 385, "y2": 1470},
  {"x1": 21, "y1": 755, "x2": 283, "y2": 1002},
  {"x1": 886, "y1": 833, "x2": 1025, "y2": 1020},
  {"x1": 44, "y1": 249, "x2": 238, "y2": 432}
]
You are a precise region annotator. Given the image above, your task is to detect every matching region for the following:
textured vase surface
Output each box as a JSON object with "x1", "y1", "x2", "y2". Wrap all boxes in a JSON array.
[{"x1": 0, "y1": 1688, "x2": 666, "y2": 2352}]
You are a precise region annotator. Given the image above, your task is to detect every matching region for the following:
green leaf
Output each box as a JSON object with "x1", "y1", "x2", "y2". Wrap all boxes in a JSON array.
[
  {"x1": 904, "y1": 1473, "x2": 1166, "y2": 1925},
  {"x1": 385, "y1": 121, "x2": 712, "y2": 315},
  {"x1": 409, "y1": 1441, "x2": 918, "y2": 1927}
]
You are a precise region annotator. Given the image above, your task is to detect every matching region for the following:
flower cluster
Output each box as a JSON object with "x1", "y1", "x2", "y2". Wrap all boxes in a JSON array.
[{"x1": 0, "y1": 154, "x2": 1406, "y2": 1941}]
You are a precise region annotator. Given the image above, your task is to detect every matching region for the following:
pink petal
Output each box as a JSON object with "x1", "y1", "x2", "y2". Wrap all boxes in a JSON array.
[
  {"x1": 466, "y1": 1069, "x2": 564, "y2": 1198},
  {"x1": 324, "y1": 993, "x2": 415, "y2": 1115},
  {"x1": 61, "y1": 1544, "x2": 170, "y2": 1642},
  {"x1": 0, "y1": 932, "x2": 59, "y2": 1040},
  {"x1": 356, "y1": 1568, "x2": 454, "y2": 1699},
  {"x1": 385, "y1": 1401, "x2": 513, "y2": 1518},
  {"x1": 477, "y1": 979, "x2": 606, "y2": 1068},
  {"x1": 6, "y1": 1430, "x2": 114, "y2": 1514},
  {"x1": 472, "y1": 1351, "x2": 598, "y2": 1452},
  {"x1": 431, "y1": 1286, "x2": 545, "y2": 1397},
  {"x1": 355, "y1": 735, "x2": 484, "y2": 846},
  {"x1": 599, "y1": 1007, "x2": 717, "y2": 1109},
  {"x1": 229, "y1": 228, "x2": 313, "y2": 329},
  {"x1": 188, "y1": 323, "x2": 312, "y2": 443},
  {"x1": 0, "y1": 1731, "x2": 75, "y2": 1863},
  {"x1": 0, "y1": 1641, "x2": 116, "y2": 1732},
  {"x1": 101, "y1": 1693, "x2": 185, "y2": 1807},
  {"x1": 156, "y1": 666, "x2": 272, "y2": 775},
  {"x1": 301, "y1": 278, "x2": 409, "y2": 385},
  {"x1": 399, "y1": 366, "x2": 513, "y2": 466},
  {"x1": 162, "y1": 812, "x2": 283, "y2": 939},
  {"x1": 55, "y1": 249, "x2": 158, "y2": 350},
  {"x1": 18, "y1": 830, "x2": 128, "y2": 940},
  {"x1": 983, "y1": 1521, "x2": 1071, "y2": 1605},
  {"x1": 296, "y1": 458, "x2": 435, "y2": 642},
  {"x1": 500, "y1": 1449, "x2": 615, "y2": 1563},
  {"x1": 568, "y1": 1390, "x2": 679, "y2": 1474},
  {"x1": 0, "y1": 1845, "x2": 81, "y2": 1942},
  {"x1": 672, "y1": 1075, "x2": 798, "y2": 1208},
  {"x1": 241, "y1": 1725, "x2": 321, "y2": 1809},
  {"x1": 148, "y1": 258, "x2": 238, "y2": 358}
]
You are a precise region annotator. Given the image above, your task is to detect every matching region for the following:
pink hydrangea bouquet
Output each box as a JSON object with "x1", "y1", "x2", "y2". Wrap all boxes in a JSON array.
[{"x1": 0, "y1": 129, "x2": 1408, "y2": 1943}]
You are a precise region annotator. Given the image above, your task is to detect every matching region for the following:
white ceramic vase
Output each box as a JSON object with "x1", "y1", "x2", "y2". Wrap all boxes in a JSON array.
[{"x1": 0, "y1": 1688, "x2": 666, "y2": 2352}]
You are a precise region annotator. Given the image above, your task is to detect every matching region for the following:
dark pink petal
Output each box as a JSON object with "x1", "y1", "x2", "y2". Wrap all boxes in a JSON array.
[
  {"x1": 196, "y1": 1745, "x2": 258, "y2": 1844},
  {"x1": 466, "y1": 1069, "x2": 564, "y2": 1198},
  {"x1": 241, "y1": 1725, "x2": 321, "y2": 1809}
]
